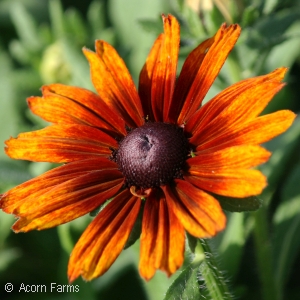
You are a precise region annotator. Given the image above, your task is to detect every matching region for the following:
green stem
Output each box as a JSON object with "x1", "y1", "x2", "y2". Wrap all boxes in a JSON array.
[
  {"x1": 57, "y1": 224, "x2": 74, "y2": 254},
  {"x1": 253, "y1": 206, "x2": 279, "y2": 300},
  {"x1": 198, "y1": 239, "x2": 233, "y2": 300}
]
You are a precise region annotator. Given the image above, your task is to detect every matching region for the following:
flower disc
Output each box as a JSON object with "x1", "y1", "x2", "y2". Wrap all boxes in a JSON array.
[{"x1": 114, "y1": 122, "x2": 189, "y2": 189}]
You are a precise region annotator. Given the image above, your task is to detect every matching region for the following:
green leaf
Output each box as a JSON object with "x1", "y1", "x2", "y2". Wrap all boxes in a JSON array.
[
  {"x1": 9, "y1": 1, "x2": 41, "y2": 52},
  {"x1": 171, "y1": 0, "x2": 206, "y2": 41},
  {"x1": 263, "y1": 0, "x2": 280, "y2": 14},
  {"x1": 164, "y1": 261, "x2": 202, "y2": 300},
  {"x1": 0, "y1": 211, "x2": 17, "y2": 247},
  {"x1": 87, "y1": 0, "x2": 106, "y2": 34},
  {"x1": 0, "y1": 248, "x2": 21, "y2": 272},
  {"x1": 265, "y1": 21, "x2": 300, "y2": 69},
  {"x1": 138, "y1": 18, "x2": 164, "y2": 36},
  {"x1": 65, "y1": 8, "x2": 88, "y2": 44},
  {"x1": 164, "y1": 239, "x2": 205, "y2": 300},
  {"x1": 0, "y1": 212, "x2": 21, "y2": 271},
  {"x1": 165, "y1": 239, "x2": 233, "y2": 300},
  {"x1": 108, "y1": 0, "x2": 170, "y2": 79},
  {"x1": 199, "y1": 239, "x2": 233, "y2": 300},
  {"x1": 186, "y1": 232, "x2": 198, "y2": 254},
  {"x1": 60, "y1": 37, "x2": 93, "y2": 89},
  {"x1": 0, "y1": 160, "x2": 31, "y2": 187},
  {"x1": 241, "y1": 5, "x2": 260, "y2": 27},
  {"x1": 214, "y1": 194, "x2": 262, "y2": 212},
  {"x1": 246, "y1": 8, "x2": 300, "y2": 50},
  {"x1": 49, "y1": 0, "x2": 66, "y2": 39},
  {"x1": 57, "y1": 223, "x2": 75, "y2": 254},
  {"x1": 252, "y1": 119, "x2": 300, "y2": 300},
  {"x1": 253, "y1": 205, "x2": 278, "y2": 300},
  {"x1": 29, "y1": 162, "x2": 54, "y2": 177},
  {"x1": 260, "y1": 116, "x2": 300, "y2": 204},
  {"x1": 89, "y1": 198, "x2": 113, "y2": 217},
  {"x1": 272, "y1": 162, "x2": 300, "y2": 296},
  {"x1": 218, "y1": 213, "x2": 245, "y2": 280},
  {"x1": 0, "y1": 52, "x2": 21, "y2": 155},
  {"x1": 124, "y1": 202, "x2": 144, "y2": 249},
  {"x1": 9, "y1": 40, "x2": 32, "y2": 64},
  {"x1": 89, "y1": 205, "x2": 104, "y2": 218}
]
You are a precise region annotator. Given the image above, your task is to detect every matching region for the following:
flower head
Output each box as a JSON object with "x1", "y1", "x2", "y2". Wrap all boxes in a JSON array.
[{"x1": 0, "y1": 15, "x2": 295, "y2": 282}]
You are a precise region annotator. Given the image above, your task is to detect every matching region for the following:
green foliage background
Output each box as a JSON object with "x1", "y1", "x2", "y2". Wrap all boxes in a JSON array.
[{"x1": 0, "y1": 0, "x2": 300, "y2": 299}]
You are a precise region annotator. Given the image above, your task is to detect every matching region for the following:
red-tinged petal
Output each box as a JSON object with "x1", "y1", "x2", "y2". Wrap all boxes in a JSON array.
[
  {"x1": 139, "y1": 34, "x2": 163, "y2": 121},
  {"x1": 0, "y1": 158, "x2": 118, "y2": 212},
  {"x1": 139, "y1": 190, "x2": 184, "y2": 280},
  {"x1": 149, "y1": 14, "x2": 180, "y2": 122},
  {"x1": 168, "y1": 37, "x2": 215, "y2": 123},
  {"x1": 36, "y1": 84, "x2": 126, "y2": 136},
  {"x1": 186, "y1": 68, "x2": 287, "y2": 135},
  {"x1": 185, "y1": 169, "x2": 267, "y2": 198},
  {"x1": 10, "y1": 169, "x2": 121, "y2": 217},
  {"x1": 162, "y1": 180, "x2": 226, "y2": 238},
  {"x1": 5, "y1": 124, "x2": 118, "y2": 163},
  {"x1": 188, "y1": 145, "x2": 271, "y2": 169},
  {"x1": 188, "y1": 81, "x2": 285, "y2": 146},
  {"x1": 195, "y1": 110, "x2": 296, "y2": 152},
  {"x1": 13, "y1": 177, "x2": 123, "y2": 232},
  {"x1": 186, "y1": 146, "x2": 271, "y2": 198},
  {"x1": 68, "y1": 189, "x2": 141, "y2": 282},
  {"x1": 28, "y1": 94, "x2": 107, "y2": 128},
  {"x1": 0, "y1": 158, "x2": 123, "y2": 231},
  {"x1": 177, "y1": 24, "x2": 241, "y2": 124},
  {"x1": 83, "y1": 42, "x2": 143, "y2": 128}
]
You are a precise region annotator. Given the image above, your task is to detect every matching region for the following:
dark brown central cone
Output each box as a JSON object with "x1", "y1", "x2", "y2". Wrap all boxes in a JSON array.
[{"x1": 113, "y1": 122, "x2": 189, "y2": 189}]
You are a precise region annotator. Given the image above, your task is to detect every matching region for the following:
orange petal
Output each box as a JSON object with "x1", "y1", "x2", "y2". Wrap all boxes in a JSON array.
[
  {"x1": 186, "y1": 67, "x2": 287, "y2": 136},
  {"x1": 188, "y1": 81, "x2": 286, "y2": 147},
  {"x1": 195, "y1": 110, "x2": 296, "y2": 152},
  {"x1": 139, "y1": 34, "x2": 163, "y2": 121},
  {"x1": 162, "y1": 180, "x2": 226, "y2": 238},
  {"x1": 0, "y1": 158, "x2": 118, "y2": 212},
  {"x1": 139, "y1": 190, "x2": 185, "y2": 280},
  {"x1": 28, "y1": 95, "x2": 103, "y2": 127},
  {"x1": 5, "y1": 124, "x2": 118, "y2": 163},
  {"x1": 68, "y1": 189, "x2": 141, "y2": 282},
  {"x1": 185, "y1": 146, "x2": 271, "y2": 198},
  {"x1": 149, "y1": 14, "x2": 180, "y2": 122},
  {"x1": 13, "y1": 176, "x2": 123, "y2": 232},
  {"x1": 168, "y1": 36, "x2": 214, "y2": 123},
  {"x1": 177, "y1": 24, "x2": 241, "y2": 124},
  {"x1": 38, "y1": 84, "x2": 126, "y2": 136},
  {"x1": 184, "y1": 169, "x2": 267, "y2": 198},
  {"x1": 83, "y1": 42, "x2": 143, "y2": 128},
  {"x1": 188, "y1": 145, "x2": 271, "y2": 169},
  {"x1": 0, "y1": 158, "x2": 123, "y2": 231}
]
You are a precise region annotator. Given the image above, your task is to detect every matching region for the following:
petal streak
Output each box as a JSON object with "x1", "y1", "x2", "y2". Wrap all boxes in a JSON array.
[
  {"x1": 5, "y1": 124, "x2": 118, "y2": 163},
  {"x1": 178, "y1": 24, "x2": 241, "y2": 123},
  {"x1": 84, "y1": 42, "x2": 143, "y2": 128},
  {"x1": 150, "y1": 14, "x2": 180, "y2": 122},
  {"x1": 139, "y1": 190, "x2": 184, "y2": 280},
  {"x1": 33, "y1": 84, "x2": 126, "y2": 136},
  {"x1": 68, "y1": 189, "x2": 141, "y2": 282},
  {"x1": 163, "y1": 180, "x2": 226, "y2": 238}
]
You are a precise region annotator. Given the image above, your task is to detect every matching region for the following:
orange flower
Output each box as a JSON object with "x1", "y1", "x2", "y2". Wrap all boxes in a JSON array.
[{"x1": 0, "y1": 15, "x2": 295, "y2": 282}]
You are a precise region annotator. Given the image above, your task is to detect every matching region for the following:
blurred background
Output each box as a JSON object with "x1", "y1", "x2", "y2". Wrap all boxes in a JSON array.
[{"x1": 0, "y1": 0, "x2": 300, "y2": 299}]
